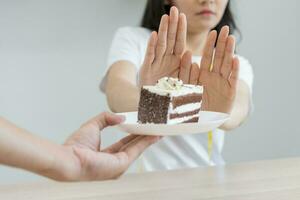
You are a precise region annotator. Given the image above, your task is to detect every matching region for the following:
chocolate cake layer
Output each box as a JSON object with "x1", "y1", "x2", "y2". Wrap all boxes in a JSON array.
[
  {"x1": 171, "y1": 93, "x2": 202, "y2": 109},
  {"x1": 138, "y1": 88, "x2": 170, "y2": 123},
  {"x1": 169, "y1": 108, "x2": 201, "y2": 119},
  {"x1": 182, "y1": 117, "x2": 199, "y2": 123}
]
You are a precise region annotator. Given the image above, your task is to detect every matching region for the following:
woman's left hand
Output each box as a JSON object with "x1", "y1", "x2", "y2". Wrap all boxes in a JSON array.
[
  {"x1": 179, "y1": 26, "x2": 239, "y2": 114},
  {"x1": 199, "y1": 26, "x2": 239, "y2": 114}
]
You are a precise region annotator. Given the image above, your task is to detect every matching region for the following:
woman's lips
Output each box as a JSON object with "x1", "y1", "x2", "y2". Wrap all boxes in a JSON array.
[{"x1": 196, "y1": 9, "x2": 215, "y2": 16}]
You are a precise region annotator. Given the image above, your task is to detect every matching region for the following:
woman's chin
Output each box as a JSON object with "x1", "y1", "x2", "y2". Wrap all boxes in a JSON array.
[{"x1": 189, "y1": 23, "x2": 217, "y2": 33}]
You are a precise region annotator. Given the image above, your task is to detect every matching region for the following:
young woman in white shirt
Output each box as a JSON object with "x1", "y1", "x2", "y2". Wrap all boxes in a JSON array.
[{"x1": 102, "y1": 0, "x2": 253, "y2": 171}]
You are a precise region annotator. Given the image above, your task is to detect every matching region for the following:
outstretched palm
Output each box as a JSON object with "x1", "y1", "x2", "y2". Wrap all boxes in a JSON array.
[
  {"x1": 178, "y1": 26, "x2": 239, "y2": 114},
  {"x1": 139, "y1": 7, "x2": 187, "y2": 86},
  {"x1": 200, "y1": 69, "x2": 237, "y2": 114},
  {"x1": 199, "y1": 26, "x2": 239, "y2": 114}
]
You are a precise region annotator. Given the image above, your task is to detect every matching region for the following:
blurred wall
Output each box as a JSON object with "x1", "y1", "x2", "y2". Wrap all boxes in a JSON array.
[
  {"x1": 223, "y1": 0, "x2": 300, "y2": 162},
  {"x1": 0, "y1": 0, "x2": 299, "y2": 184}
]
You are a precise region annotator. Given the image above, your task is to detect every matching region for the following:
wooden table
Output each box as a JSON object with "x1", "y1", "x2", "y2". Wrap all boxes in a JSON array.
[{"x1": 1, "y1": 157, "x2": 300, "y2": 200}]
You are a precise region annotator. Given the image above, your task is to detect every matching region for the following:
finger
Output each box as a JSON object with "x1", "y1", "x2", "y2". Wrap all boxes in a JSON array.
[
  {"x1": 189, "y1": 63, "x2": 200, "y2": 85},
  {"x1": 220, "y1": 35, "x2": 235, "y2": 79},
  {"x1": 118, "y1": 136, "x2": 160, "y2": 163},
  {"x1": 88, "y1": 136, "x2": 145, "y2": 179},
  {"x1": 198, "y1": 66, "x2": 204, "y2": 86},
  {"x1": 229, "y1": 56, "x2": 240, "y2": 89},
  {"x1": 143, "y1": 31, "x2": 158, "y2": 66},
  {"x1": 213, "y1": 26, "x2": 229, "y2": 73},
  {"x1": 155, "y1": 15, "x2": 169, "y2": 63},
  {"x1": 174, "y1": 13, "x2": 187, "y2": 56},
  {"x1": 102, "y1": 135, "x2": 139, "y2": 153},
  {"x1": 179, "y1": 50, "x2": 192, "y2": 84},
  {"x1": 82, "y1": 112, "x2": 125, "y2": 131},
  {"x1": 166, "y1": 6, "x2": 179, "y2": 55},
  {"x1": 200, "y1": 30, "x2": 217, "y2": 73}
]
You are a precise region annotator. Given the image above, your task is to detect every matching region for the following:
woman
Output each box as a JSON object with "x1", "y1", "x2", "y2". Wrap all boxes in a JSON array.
[{"x1": 102, "y1": 0, "x2": 253, "y2": 170}]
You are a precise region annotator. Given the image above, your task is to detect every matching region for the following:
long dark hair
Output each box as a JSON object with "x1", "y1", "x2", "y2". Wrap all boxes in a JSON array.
[{"x1": 141, "y1": 0, "x2": 239, "y2": 36}]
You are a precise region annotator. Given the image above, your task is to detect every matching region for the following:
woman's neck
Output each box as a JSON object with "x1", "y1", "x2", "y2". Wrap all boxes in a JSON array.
[{"x1": 186, "y1": 30, "x2": 210, "y2": 56}]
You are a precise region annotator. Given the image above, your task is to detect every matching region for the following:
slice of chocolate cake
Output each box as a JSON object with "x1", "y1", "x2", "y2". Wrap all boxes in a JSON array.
[{"x1": 138, "y1": 77, "x2": 203, "y2": 124}]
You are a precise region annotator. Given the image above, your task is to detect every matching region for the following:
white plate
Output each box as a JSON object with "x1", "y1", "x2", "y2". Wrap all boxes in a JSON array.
[{"x1": 115, "y1": 111, "x2": 229, "y2": 136}]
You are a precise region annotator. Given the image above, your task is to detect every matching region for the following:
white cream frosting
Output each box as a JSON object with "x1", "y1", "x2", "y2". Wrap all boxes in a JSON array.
[
  {"x1": 143, "y1": 77, "x2": 203, "y2": 97},
  {"x1": 156, "y1": 77, "x2": 183, "y2": 90},
  {"x1": 169, "y1": 102, "x2": 202, "y2": 114}
]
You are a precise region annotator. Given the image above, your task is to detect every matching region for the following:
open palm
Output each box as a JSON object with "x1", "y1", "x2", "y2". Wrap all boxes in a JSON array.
[
  {"x1": 199, "y1": 26, "x2": 239, "y2": 114},
  {"x1": 178, "y1": 26, "x2": 239, "y2": 114},
  {"x1": 139, "y1": 6, "x2": 187, "y2": 86}
]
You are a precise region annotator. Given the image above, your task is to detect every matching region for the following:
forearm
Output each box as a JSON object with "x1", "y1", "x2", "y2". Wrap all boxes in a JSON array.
[
  {"x1": 220, "y1": 81, "x2": 251, "y2": 131},
  {"x1": 0, "y1": 117, "x2": 72, "y2": 180},
  {"x1": 105, "y1": 61, "x2": 140, "y2": 113},
  {"x1": 106, "y1": 79, "x2": 140, "y2": 112}
]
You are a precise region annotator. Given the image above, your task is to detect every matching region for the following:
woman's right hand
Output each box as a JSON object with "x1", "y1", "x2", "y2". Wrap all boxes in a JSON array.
[{"x1": 139, "y1": 6, "x2": 187, "y2": 87}]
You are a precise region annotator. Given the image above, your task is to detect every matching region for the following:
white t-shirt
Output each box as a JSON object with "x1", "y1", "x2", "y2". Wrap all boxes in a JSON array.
[{"x1": 101, "y1": 26, "x2": 254, "y2": 171}]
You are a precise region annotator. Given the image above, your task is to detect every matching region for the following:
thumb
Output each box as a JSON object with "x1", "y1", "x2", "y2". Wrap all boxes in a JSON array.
[{"x1": 82, "y1": 112, "x2": 125, "y2": 131}]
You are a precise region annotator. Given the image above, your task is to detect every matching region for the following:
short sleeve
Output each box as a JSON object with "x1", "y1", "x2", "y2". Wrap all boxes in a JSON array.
[
  {"x1": 236, "y1": 55, "x2": 254, "y2": 114},
  {"x1": 100, "y1": 27, "x2": 142, "y2": 92},
  {"x1": 237, "y1": 55, "x2": 254, "y2": 93},
  {"x1": 106, "y1": 27, "x2": 141, "y2": 68}
]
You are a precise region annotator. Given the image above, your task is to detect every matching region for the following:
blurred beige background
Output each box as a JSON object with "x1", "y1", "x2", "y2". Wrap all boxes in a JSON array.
[{"x1": 0, "y1": 0, "x2": 299, "y2": 184}]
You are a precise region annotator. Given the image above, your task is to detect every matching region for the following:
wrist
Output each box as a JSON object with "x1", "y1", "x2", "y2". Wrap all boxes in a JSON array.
[
  {"x1": 219, "y1": 119, "x2": 233, "y2": 131},
  {"x1": 43, "y1": 145, "x2": 80, "y2": 181},
  {"x1": 219, "y1": 115, "x2": 240, "y2": 131}
]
